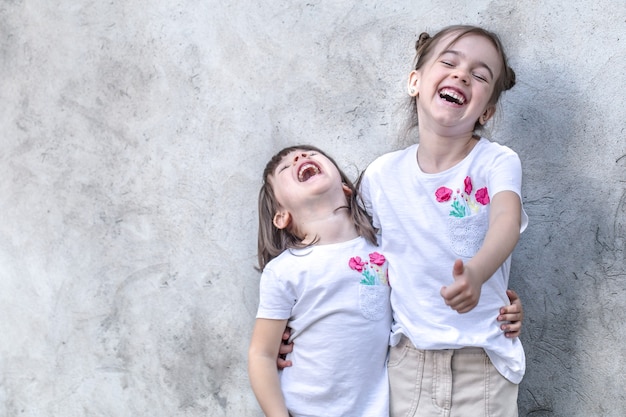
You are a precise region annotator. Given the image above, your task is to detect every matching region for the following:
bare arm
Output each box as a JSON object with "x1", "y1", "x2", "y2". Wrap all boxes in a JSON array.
[
  {"x1": 441, "y1": 191, "x2": 522, "y2": 313},
  {"x1": 248, "y1": 318, "x2": 291, "y2": 417}
]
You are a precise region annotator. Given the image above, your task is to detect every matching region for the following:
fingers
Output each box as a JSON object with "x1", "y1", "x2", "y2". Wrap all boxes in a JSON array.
[
  {"x1": 276, "y1": 357, "x2": 292, "y2": 369},
  {"x1": 441, "y1": 274, "x2": 479, "y2": 314},
  {"x1": 440, "y1": 268, "x2": 465, "y2": 303},
  {"x1": 500, "y1": 290, "x2": 524, "y2": 324},
  {"x1": 441, "y1": 285, "x2": 478, "y2": 313},
  {"x1": 500, "y1": 303, "x2": 521, "y2": 315},
  {"x1": 278, "y1": 341, "x2": 293, "y2": 356},
  {"x1": 499, "y1": 305, "x2": 522, "y2": 338},
  {"x1": 499, "y1": 304, "x2": 521, "y2": 320},
  {"x1": 453, "y1": 301, "x2": 478, "y2": 314},
  {"x1": 442, "y1": 289, "x2": 472, "y2": 312},
  {"x1": 441, "y1": 259, "x2": 481, "y2": 313},
  {"x1": 499, "y1": 302, "x2": 521, "y2": 319},
  {"x1": 504, "y1": 319, "x2": 522, "y2": 333},
  {"x1": 282, "y1": 328, "x2": 291, "y2": 342},
  {"x1": 452, "y1": 259, "x2": 465, "y2": 278},
  {"x1": 277, "y1": 341, "x2": 294, "y2": 369},
  {"x1": 277, "y1": 327, "x2": 294, "y2": 370},
  {"x1": 501, "y1": 320, "x2": 521, "y2": 338},
  {"x1": 500, "y1": 290, "x2": 523, "y2": 338},
  {"x1": 500, "y1": 292, "x2": 522, "y2": 316}
]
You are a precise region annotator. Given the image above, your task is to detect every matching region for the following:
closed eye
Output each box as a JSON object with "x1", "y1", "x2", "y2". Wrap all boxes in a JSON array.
[{"x1": 473, "y1": 73, "x2": 488, "y2": 82}]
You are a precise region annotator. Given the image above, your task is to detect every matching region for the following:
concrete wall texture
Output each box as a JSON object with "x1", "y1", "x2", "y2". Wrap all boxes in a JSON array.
[{"x1": 0, "y1": 0, "x2": 624, "y2": 416}]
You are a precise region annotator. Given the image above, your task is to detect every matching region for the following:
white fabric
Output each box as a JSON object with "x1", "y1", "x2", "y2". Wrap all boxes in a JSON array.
[
  {"x1": 360, "y1": 138, "x2": 528, "y2": 384},
  {"x1": 257, "y1": 236, "x2": 391, "y2": 417}
]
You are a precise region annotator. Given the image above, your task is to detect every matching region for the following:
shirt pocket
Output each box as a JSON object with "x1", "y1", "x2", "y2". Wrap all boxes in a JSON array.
[
  {"x1": 359, "y1": 284, "x2": 391, "y2": 321},
  {"x1": 446, "y1": 209, "x2": 489, "y2": 258}
]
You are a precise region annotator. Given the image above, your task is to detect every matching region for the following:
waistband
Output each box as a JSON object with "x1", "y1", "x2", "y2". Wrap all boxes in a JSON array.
[{"x1": 396, "y1": 334, "x2": 486, "y2": 355}]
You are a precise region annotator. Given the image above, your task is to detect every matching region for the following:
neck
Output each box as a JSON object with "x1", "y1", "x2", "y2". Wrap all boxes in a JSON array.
[
  {"x1": 298, "y1": 207, "x2": 359, "y2": 246},
  {"x1": 416, "y1": 127, "x2": 479, "y2": 173}
]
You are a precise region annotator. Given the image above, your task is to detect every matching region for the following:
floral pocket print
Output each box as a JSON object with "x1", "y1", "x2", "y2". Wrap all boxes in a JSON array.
[
  {"x1": 435, "y1": 176, "x2": 489, "y2": 218},
  {"x1": 447, "y1": 208, "x2": 488, "y2": 257},
  {"x1": 348, "y1": 252, "x2": 389, "y2": 286},
  {"x1": 349, "y1": 252, "x2": 391, "y2": 320},
  {"x1": 358, "y1": 284, "x2": 391, "y2": 321}
]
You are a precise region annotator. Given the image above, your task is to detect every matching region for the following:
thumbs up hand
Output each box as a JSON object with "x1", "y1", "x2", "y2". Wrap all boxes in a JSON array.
[{"x1": 440, "y1": 259, "x2": 482, "y2": 314}]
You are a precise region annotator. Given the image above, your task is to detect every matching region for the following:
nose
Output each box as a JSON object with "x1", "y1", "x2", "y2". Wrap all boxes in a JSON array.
[
  {"x1": 453, "y1": 70, "x2": 469, "y2": 84},
  {"x1": 293, "y1": 152, "x2": 308, "y2": 164}
]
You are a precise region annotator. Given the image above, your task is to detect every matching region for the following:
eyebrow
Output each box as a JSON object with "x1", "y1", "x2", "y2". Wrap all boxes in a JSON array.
[{"x1": 440, "y1": 50, "x2": 494, "y2": 80}]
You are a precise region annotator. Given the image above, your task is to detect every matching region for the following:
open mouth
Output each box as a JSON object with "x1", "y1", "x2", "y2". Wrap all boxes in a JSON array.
[
  {"x1": 298, "y1": 162, "x2": 321, "y2": 182},
  {"x1": 439, "y1": 88, "x2": 465, "y2": 105}
]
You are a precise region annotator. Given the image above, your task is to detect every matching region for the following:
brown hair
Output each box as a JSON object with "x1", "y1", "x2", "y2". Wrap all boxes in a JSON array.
[
  {"x1": 408, "y1": 25, "x2": 516, "y2": 132},
  {"x1": 257, "y1": 145, "x2": 377, "y2": 271}
]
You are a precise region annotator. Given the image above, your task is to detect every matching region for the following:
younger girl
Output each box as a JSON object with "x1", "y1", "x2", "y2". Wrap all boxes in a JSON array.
[
  {"x1": 359, "y1": 25, "x2": 527, "y2": 416},
  {"x1": 248, "y1": 145, "x2": 392, "y2": 416}
]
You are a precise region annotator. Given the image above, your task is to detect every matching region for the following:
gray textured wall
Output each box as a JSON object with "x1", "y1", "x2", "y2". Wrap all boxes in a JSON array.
[{"x1": 1, "y1": 1, "x2": 624, "y2": 416}]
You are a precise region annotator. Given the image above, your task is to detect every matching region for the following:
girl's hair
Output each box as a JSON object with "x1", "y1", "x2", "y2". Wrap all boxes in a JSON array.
[
  {"x1": 407, "y1": 25, "x2": 516, "y2": 132},
  {"x1": 257, "y1": 145, "x2": 377, "y2": 271}
]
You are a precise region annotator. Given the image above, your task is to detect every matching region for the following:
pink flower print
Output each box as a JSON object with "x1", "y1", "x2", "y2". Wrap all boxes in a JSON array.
[
  {"x1": 435, "y1": 186, "x2": 453, "y2": 202},
  {"x1": 369, "y1": 252, "x2": 386, "y2": 266},
  {"x1": 475, "y1": 187, "x2": 490, "y2": 205},
  {"x1": 352, "y1": 252, "x2": 389, "y2": 286},
  {"x1": 464, "y1": 176, "x2": 473, "y2": 195},
  {"x1": 349, "y1": 256, "x2": 366, "y2": 272}
]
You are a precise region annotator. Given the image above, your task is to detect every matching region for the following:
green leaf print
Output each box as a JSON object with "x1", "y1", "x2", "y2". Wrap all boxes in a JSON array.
[
  {"x1": 360, "y1": 270, "x2": 377, "y2": 285},
  {"x1": 449, "y1": 200, "x2": 466, "y2": 218}
]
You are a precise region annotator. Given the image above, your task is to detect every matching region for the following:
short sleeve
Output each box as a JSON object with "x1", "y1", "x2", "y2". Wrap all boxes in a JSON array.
[
  {"x1": 256, "y1": 268, "x2": 296, "y2": 320},
  {"x1": 489, "y1": 148, "x2": 528, "y2": 233}
]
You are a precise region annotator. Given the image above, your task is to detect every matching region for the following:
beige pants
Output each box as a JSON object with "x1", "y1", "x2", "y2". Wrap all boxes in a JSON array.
[{"x1": 388, "y1": 335, "x2": 518, "y2": 417}]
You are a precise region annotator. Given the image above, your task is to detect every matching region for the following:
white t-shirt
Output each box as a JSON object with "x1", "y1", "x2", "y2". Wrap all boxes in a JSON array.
[
  {"x1": 257, "y1": 236, "x2": 391, "y2": 417},
  {"x1": 360, "y1": 138, "x2": 528, "y2": 384}
]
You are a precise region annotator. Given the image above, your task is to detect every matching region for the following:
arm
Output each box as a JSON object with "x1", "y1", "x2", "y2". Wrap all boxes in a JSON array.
[
  {"x1": 248, "y1": 318, "x2": 291, "y2": 417},
  {"x1": 441, "y1": 191, "x2": 522, "y2": 313},
  {"x1": 499, "y1": 289, "x2": 524, "y2": 338}
]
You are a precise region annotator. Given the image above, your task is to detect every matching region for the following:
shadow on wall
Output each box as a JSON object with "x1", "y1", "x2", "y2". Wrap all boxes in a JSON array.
[{"x1": 503, "y1": 61, "x2": 626, "y2": 415}]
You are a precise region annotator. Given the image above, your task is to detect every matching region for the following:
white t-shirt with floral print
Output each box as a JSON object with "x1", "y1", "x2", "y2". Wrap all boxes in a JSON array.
[
  {"x1": 257, "y1": 236, "x2": 391, "y2": 417},
  {"x1": 360, "y1": 137, "x2": 528, "y2": 384}
]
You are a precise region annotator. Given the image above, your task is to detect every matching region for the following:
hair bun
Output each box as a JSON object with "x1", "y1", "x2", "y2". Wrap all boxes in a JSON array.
[
  {"x1": 505, "y1": 66, "x2": 516, "y2": 90},
  {"x1": 415, "y1": 32, "x2": 431, "y2": 54}
]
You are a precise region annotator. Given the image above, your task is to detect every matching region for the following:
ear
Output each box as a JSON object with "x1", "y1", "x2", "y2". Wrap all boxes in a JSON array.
[
  {"x1": 272, "y1": 211, "x2": 291, "y2": 230},
  {"x1": 342, "y1": 183, "x2": 353, "y2": 197},
  {"x1": 407, "y1": 70, "x2": 420, "y2": 97},
  {"x1": 479, "y1": 105, "x2": 496, "y2": 125}
]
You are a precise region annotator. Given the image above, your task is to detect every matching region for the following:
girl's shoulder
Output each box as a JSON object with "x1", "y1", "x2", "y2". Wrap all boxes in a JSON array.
[
  {"x1": 264, "y1": 237, "x2": 371, "y2": 271},
  {"x1": 366, "y1": 144, "x2": 418, "y2": 172},
  {"x1": 470, "y1": 138, "x2": 522, "y2": 174},
  {"x1": 476, "y1": 137, "x2": 519, "y2": 157}
]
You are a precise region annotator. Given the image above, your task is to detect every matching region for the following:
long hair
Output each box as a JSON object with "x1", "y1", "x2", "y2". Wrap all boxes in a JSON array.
[{"x1": 257, "y1": 145, "x2": 376, "y2": 271}]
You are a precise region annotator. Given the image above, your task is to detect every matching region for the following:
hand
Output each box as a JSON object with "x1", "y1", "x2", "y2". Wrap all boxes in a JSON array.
[
  {"x1": 498, "y1": 289, "x2": 524, "y2": 338},
  {"x1": 440, "y1": 259, "x2": 482, "y2": 313},
  {"x1": 277, "y1": 327, "x2": 293, "y2": 369}
]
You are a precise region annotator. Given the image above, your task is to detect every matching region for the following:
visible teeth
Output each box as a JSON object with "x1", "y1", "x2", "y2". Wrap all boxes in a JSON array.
[
  {"x1": 440, "y1": 88, "x2": 465, "y2": 104},
  {"x1": 298, "y1": 163, "x2": 320, "y2": 181}
]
